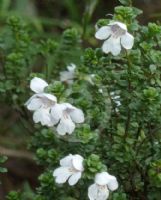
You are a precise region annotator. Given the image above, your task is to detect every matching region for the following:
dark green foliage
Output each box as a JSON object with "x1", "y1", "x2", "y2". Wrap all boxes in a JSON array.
[
  {"x1": 0, "y1": 156, "x2": 7, "y2": 174},
  {"x1": 1, "y1": 1, "x2": 161, "y2": 200}
]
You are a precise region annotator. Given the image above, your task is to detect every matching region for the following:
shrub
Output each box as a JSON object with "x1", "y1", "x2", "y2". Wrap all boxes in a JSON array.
[{"x1": 2, "y1": 0, "x2": 161, "y2": 199}]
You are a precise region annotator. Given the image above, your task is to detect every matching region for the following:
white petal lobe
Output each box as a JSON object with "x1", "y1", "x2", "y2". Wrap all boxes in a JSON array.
[
  {"x1": 42, "y1": 93, "x2": 57, "y2": 102},
  {"x1": 121, "y1": 32, "x2": 134, "y2": 50},
  {"x1": 57, "y1": 117, "x2": 75, "y2": 135},
  {"x1": 26, "y1": 97, "x2": 42, "y2": 111},
  {"x1": 53, "y1": 167, "x2": 72, "y2": 184},
  {"x1": 30, "y1": 77, "x2": 48, "y2": 93},
  {"x1": 60, "y1": 154, "x2": 73, "y2": 167},
  {"x1": 95, "y1": 26, "x2": 111, "y2": 40},
  {"x1": 102, "y1": 37, "x2": 121, "y2": 56},
  {"x1": 72, "y1": 155, "x2": 84, "y2": 171},
  {"x1": 51, "y1": 104, "x2": 63, "y2": 125},
  {"x1": 106, "y1": 175, "x2": 118, "y2": 191},
  {"x1": 88, "y1": 184, "x2": 98, "y2": 200},
  {"x1": 70, "y1": 108, "x2": 84, "y2": 123},
  {"x1": 95, "y1": 172, "x2": 109, "y2": 185},
  {"x1": 33, "y1": 108, "x2": 53, "y2": 126},
  {"x1": 110, "y1": 21, "x2": 127, "y2": 31},
  {"x1": 68, "y1": 172, "x2": 82, "y2": 186}
]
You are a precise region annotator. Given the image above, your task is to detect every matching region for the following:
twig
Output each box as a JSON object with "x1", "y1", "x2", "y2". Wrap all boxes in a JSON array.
[
  {"x1": 124, "y1": 51, "x2": 132, "y2": 138},
  {"x1": 0, "y1": 146, "x2": 34, "y2": 162}
]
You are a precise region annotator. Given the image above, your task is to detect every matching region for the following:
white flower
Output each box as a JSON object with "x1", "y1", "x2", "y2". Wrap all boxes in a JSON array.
[
  {"x1": 98, "y1": 89, "x2": 103, "y2": 94},
  {"x1": 110, "y1": 92, "x2": 121, "y2": 107},
  {"x1": 88, "y1": 172, "x2": 118, "y2": 200},
  {"x1": 25, "y1": 77, "x2": 57, "y2": 126},
  {"x1": 85, "y1": 74, "x2": 96, "y2": 85},
  {"x1": 51, "y1": 103, "x2": 84, "y2": 135},
  {"x1": 95, "y1": 21, "x2": 134, "y2": 56},
  {"x1": 53, "y1": 154, "x2": 84, "y2": 186},
  {"x1": 60, "y1": 63, "x2": 76, "y2": 84}
]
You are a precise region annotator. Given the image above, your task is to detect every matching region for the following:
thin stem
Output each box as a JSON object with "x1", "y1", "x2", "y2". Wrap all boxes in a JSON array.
[
  {"x1": 124, "y1": 51, "x2": 132, "y2": 139},
  {"x1": 148, "y1": 123, "x2": 155, "y2": 157},
  {"x1": 134, "y1": 122, "x2": 142, "y2": 148},
  {"x1": 0, "y1": 145, "x2": 34, "y2": 162},
  {"x1": 135, "y1": 124, "x2": 161, "y2": 156},
  {"x1": 45, "y1": 58, "x2": 49, "y2": 81}
]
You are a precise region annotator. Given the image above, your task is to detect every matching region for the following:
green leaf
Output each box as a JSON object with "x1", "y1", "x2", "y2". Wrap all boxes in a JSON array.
[
  {"x1": 0, "y1": 166, "x2": 7, "y2": 173},
  {"x1": 118, "y1": 0, "x2": 132, "y2": 6},
  {"x1": 0, "y1": 155, "x2": 8, "y2": 163},
  {"x1": 82, "y1": 0, "x2": 98, "y2": 37}
]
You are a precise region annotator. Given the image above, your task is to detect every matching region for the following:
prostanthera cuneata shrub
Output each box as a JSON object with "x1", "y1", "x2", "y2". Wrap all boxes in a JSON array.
[{"x1": 4, "y1": 1, "x2": 161, "y2": 200}]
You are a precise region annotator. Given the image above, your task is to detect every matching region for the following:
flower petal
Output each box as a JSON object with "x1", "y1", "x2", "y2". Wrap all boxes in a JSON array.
[
  {"x1": 53, "y1": 167, "x2": 72, "y2": 184},
  {"x1": 70, "y1": 108, "x2": 84, "y2": 123},
  {"x1": 68, "y1": 172, "x2": 82, "y2": 186},
  {"x1": 115, "y1": 100, "x2": 121, "y2": 107},
  {"x1": 30, "y1": 77, "x2": 48, "y2": 93},
  {"x1": 67, "y1": 63, "x2": 76, "y2": 72},
  {"x1": 88, "y1": 184, "x2": 109, "y2": 200},
  {"x1": 95, "y1": 172, "x2": 109, "y2": 185},
  {"x1": 51, "y1": 104, "x2": 64, "y2": 125},
  {"x1": 102, "y1": 37, "x2": 121, "y2": 56},
  {"x1": 90, "y1": 184, "x2": 109, "y2": 200},
  {"x1": 72, "y1": 155, "x2": 84, "y2": 171},
  {"x1": 42, "y1": 93, "x2": 57, "y2": 103},
  {"x1": 109, "y1": 21, "x2": 127, "y2": 31},
  {"x1": 106, "y1": 174, "x2": 118, "y2": 191},
  {"x1": 60, "y1": 154, "x2": 73, "y2": 167},
  {"x1": 56, "y1": 116, "x2": 75, "y2": 135},
  {"x1": 62, "y1": 103, "x2": 74, "y2": 110},
  {"x1": 60, "y1": 71, "x2": 74, "y2": 82},
  {"x1": 121, "y1": 32, "x2": 134, "y2": 50},
  {"x1": 95, "y1": 26, "x2": 111, "y2": 40},
  {"x1": 88, "y1": 184, "x2": 98, "y2": 200},
  {"x1": 27, "y1": 98, "x2": 42, "y2": 110},
  {"x1": 25, "y1": 95, "x2": 43, "y2": 111},
  {"x1": 98, "y1": 185, "x2": 109, "y2": 200},
  {"x1": 33, "y1": 108, "x2": 53, "y2": 126}
]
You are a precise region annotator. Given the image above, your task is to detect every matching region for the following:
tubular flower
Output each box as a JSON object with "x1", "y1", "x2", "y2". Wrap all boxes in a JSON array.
[
  {"x1": 88, "y1": 172, "x2": 118, "y2": 200},
  {"x1": 95, "y1": 21, "x2": 134, "y2": 56},
  {"x1": 53, "y1": 154, "x2": 84, "y2": 186},
  {"x1": 25, "y1": 77, "x2": 57, "y2": 126},
  {"x1": 51, "y1": 103, "x2": 84, "y2": 135},
  {"x1": 60, "y1": 63, "x2": 76, "y2": 84}
]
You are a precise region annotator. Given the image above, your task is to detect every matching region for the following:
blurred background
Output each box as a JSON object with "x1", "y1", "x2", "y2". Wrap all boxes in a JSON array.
[{"x1": 0, "y1": 0, "x2": 161, "y2": 199}]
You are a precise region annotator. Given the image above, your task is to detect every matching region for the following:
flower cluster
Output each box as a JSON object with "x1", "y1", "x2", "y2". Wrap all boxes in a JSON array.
[
  {"x1": 25, "y1": 20, "x2": 133, "y2": 199},
  {"x1": 53, "y1": 154, "x2": 118, "y2": 200},
  {"x1": 25, "y1": 77, "x2": 84, "y2": 135}
]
